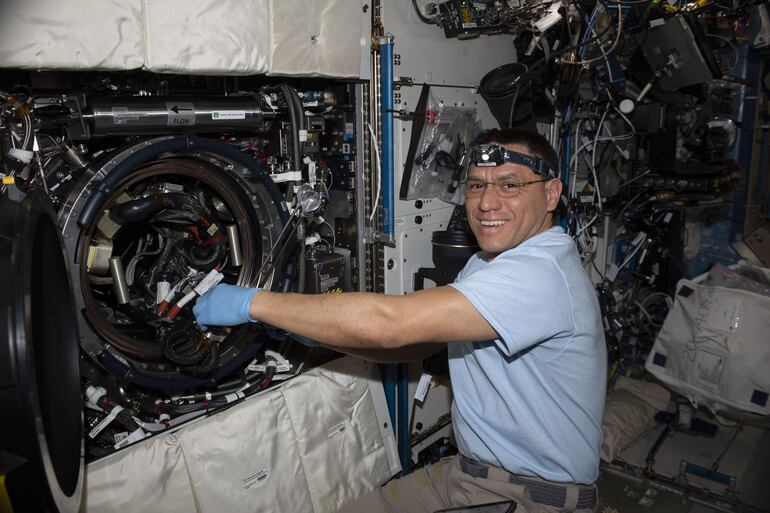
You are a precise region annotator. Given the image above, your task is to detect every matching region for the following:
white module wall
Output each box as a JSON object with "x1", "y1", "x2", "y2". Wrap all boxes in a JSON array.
[
  {"x1": 0, "y1": 0, "x2": 370, "y2": 78},
  {"x1": 379, "y1": 3, "x2": 515, "y2": 295}
]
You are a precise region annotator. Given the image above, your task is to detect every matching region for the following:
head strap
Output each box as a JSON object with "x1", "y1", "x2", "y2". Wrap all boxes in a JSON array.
[{"x1": 471, "y1": 144, "x2": 557, "y2": 179}]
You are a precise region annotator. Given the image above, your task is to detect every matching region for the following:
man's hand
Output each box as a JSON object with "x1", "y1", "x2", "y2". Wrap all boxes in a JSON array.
[{"x1": 193, "y1": 283, "x2": 261, "y2": 327}]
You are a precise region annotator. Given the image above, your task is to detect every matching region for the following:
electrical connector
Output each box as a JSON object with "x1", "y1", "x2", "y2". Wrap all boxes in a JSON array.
[{"x1": 167, "y1": 269, "x2": 223, "y2": 319}]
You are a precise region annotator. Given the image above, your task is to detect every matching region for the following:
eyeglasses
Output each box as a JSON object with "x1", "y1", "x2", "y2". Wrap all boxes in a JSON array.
[{"x1": 462, "y1": 178, "x2": 549, "y2": 198}]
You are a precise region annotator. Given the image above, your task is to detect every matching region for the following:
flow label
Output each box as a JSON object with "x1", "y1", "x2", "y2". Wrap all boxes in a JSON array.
[{"x1": 166, "y1": 102, "x2": 195, "y2": 127}]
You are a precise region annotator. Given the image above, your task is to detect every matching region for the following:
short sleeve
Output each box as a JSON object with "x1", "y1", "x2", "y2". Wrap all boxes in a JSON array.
[{"x1": 449, "y1": 251, "x2": 575, "y2": 356}]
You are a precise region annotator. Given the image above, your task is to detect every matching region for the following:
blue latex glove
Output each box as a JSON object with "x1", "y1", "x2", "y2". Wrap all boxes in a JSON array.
[{"x1": 193, "y1": 283, "x2": 261, "y2": 327}]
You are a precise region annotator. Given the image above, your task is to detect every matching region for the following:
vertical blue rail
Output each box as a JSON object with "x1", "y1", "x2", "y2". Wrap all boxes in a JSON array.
[
  {"x1": 397, "y1": 362, "x2": 410, "y2": 474},
  {"x1": 380, "y1": 34, "x2": 395, "y2": 238},
  {"x1": 383, "y1": 364, "x2": 397, "y2": 429},
  {"x1": 379, "y1": 34, "x2": 401, "y2": 472}
]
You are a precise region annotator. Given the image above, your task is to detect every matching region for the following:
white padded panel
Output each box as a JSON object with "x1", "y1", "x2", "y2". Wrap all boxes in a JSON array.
[
  {"x1": 281, "y1": 358, "x2": 393, "y2": 512},
  {"x1": 142, "y1": 0, "x2": 270, "y2": 75},
  {"x1": 82, "y1": 357, "x2": 393, "y2": 512},
  {"x1": 269, "y1": 0, "x2": 365, "y2": 78},
  {"x1": 0, "y1": 0, "x2": 143, "y2": 70},
  {"x1": 82, "y1": 434, "x2": 196, "y2": 513},
  {"x1": 181, "y1": 391, "x2": 313, "y2": 513}
]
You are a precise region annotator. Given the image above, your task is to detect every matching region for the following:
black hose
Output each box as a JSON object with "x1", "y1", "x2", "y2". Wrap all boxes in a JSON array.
[
  {"x1": 280, "y1": 261, "x2": 296, "y2": 292},
  {"x1": 79, "y1": 138, "x2": 195, "y2": 227},
  {"x1": 297, "y1": 242, "x2": 306, "y2": 293},
  {"x1": 290, "y1": 87, "x2": 306, "y2": 168},
  {"x1": 97, "y1": 339, "x2": 261, "y2": 390},
  {"x1": 412, "y1": 0, "x2": 435, "y2": 24},
  {"x1": 279, "y1": 84, "x2": 303, "y2": 202},
  {"x1": 110, "y1": 192, "x2": 192, "y2": 224},
  {"x1": 162, "y1": 324, "x2": 209, "y2": 366},
  {"x1": 78, "y1": 136, "x2": 289, "y2": 229}
]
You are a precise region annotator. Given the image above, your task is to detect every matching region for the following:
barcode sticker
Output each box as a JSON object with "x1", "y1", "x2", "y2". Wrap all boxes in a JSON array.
[
  {"x1": 243, "y1": 468, "x2": 269, "y2": 489},
  {"x1": 327, "y1": 421, "x2": 346, "y2": 439}
]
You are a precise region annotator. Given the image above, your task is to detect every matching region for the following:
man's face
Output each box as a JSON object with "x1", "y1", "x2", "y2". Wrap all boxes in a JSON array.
[{"x1": 464, "y1": 143, "x2": 562, "y2": 259}]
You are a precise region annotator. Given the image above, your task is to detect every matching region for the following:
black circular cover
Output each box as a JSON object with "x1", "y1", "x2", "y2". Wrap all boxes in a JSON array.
[{"x1": 0, "y1": 193, "x2": 83, "y2": 513}]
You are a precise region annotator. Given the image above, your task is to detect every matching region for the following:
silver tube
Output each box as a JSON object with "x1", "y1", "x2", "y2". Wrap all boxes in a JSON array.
[
  {"x1": 108, "y1": 257, "x2": 130, "y2": 305},
  {"x1": 225, "y1": 224, "x2": 243, "y2": 267},
  {"x1": 84, "y1": 96, "x2": 274, "y2": 137}
]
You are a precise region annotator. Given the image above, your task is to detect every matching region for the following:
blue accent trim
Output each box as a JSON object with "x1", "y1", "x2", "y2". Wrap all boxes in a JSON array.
[{"x1": 380, "y1": 35, "x2": 395, "y2": 237}]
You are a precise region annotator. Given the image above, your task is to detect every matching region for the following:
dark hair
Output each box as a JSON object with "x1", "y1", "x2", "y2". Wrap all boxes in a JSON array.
[{"x1": 471, "y1": 128, "x2": 558, "y2": 174}]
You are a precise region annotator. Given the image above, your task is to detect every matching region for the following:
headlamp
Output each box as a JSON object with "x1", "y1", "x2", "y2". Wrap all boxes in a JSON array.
[{"x1": 470, "y1": 144, "x2": 557, "y2": 180}]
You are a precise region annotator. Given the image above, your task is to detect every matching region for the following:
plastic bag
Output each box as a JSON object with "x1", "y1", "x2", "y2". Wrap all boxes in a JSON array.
[{"x1": 403, "y1": 93, "x2": 476, "y2": 203}]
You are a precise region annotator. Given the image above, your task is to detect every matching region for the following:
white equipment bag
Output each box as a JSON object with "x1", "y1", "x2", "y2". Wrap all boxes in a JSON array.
[{"x1": 646, "y1": 265, "x2": 770, "y2": 417}]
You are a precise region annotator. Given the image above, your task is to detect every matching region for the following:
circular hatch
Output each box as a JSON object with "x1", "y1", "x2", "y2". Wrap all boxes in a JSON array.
[{"x1": 0, "y1": 192, "x2": 83, "y2": 513}]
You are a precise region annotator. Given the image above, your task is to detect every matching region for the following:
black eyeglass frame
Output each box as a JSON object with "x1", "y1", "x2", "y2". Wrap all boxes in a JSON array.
[
  {"x1": 470, "y1": 144, "x2": 557, "y2": 180},
  {"x1": 461, "y1": 178, "x2": 550, "y2": 197}
]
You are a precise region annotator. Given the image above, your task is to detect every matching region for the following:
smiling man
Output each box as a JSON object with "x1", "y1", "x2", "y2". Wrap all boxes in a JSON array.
[{"x1": 194, "y1": 128, "x2": 606, "y2": 513}]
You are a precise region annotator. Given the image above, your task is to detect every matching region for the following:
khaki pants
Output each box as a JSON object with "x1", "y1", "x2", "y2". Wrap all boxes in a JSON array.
[{"x1": 336, "y1": 456, "x2": 597, "y2": 513}]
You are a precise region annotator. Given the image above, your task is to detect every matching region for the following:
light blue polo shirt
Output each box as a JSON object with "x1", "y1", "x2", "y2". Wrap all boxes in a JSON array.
[{"x1": 448, "y1": 226, "x2": 606, "y2": 484}]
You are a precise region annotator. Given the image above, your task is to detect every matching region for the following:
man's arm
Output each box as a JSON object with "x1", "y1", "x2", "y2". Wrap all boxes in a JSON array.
[{"x1": 250, "y1": 286, "x2": 497, "y2": 349}]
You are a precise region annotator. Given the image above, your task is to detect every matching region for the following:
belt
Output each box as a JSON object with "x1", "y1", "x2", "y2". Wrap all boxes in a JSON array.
[{"x1": 460, "y1": 456, "x2": 597, "y2": 511}]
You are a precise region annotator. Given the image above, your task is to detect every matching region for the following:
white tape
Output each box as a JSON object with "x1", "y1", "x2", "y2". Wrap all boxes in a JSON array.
[
  {"x1": 89, "y1": 405, "x2": 124, "y2": 439},
  {"x1": 114, "y1": 427, "x2": 146, "y2": 449},
  {"x1": 156, "y1": 281, "x2": 171, "y2": 305},
  {"x1": 225, "y1": 391, "x2": 246, "y2": 403},
  {"x1": 194, "y1": 269, "x2": 224, "y2": 295},
  {"x1": 414, "y1": 373, "x2": 432, "y2": 402},
  {"x1": 271, "y1": 171, "x2": 303, "y2": 183}
]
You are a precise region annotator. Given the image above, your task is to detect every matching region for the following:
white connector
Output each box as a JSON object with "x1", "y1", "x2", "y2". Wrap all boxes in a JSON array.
[{"x1": 85, "y1": 385, "x2": 107, "y2": 406}]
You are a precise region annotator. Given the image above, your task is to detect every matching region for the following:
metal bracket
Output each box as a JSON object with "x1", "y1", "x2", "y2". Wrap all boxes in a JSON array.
[
  {"x1": 394, "y1": 76, "x2": 414, "y2": 90},
  {"x1": 364, "y1": 227, "x2": 395, "y2": 247}
]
